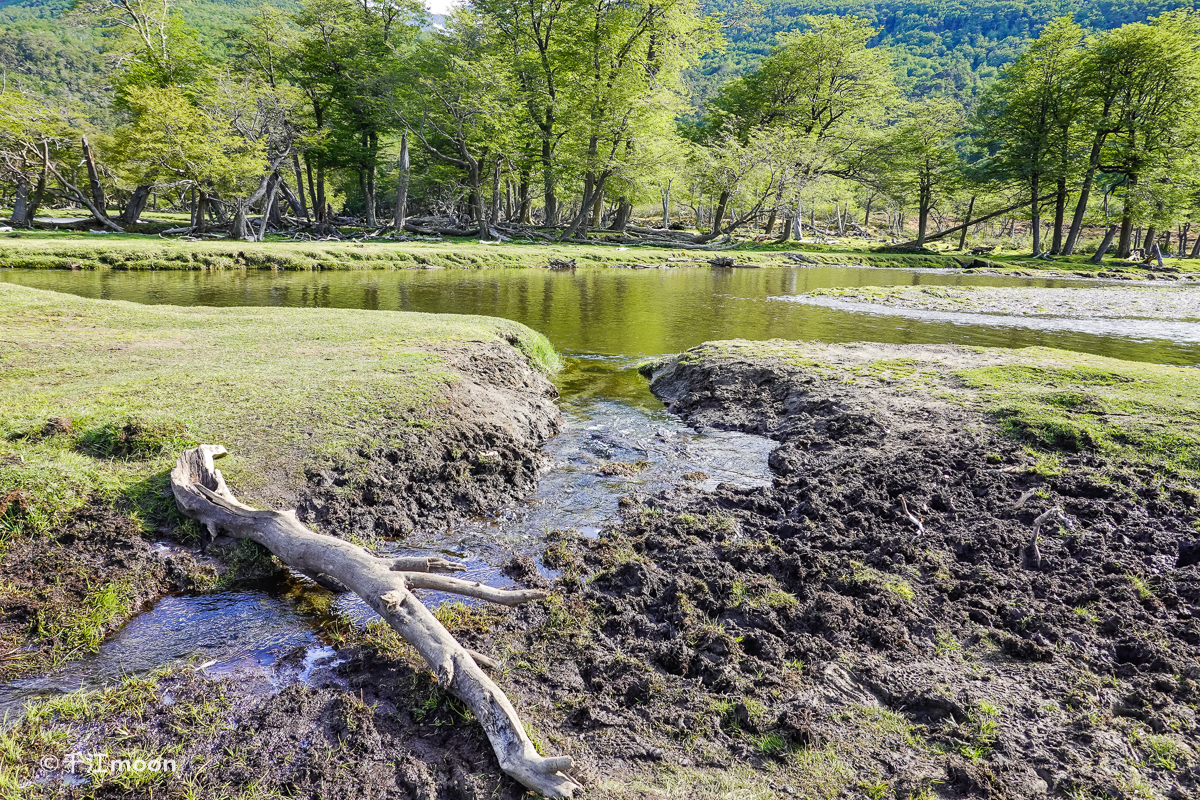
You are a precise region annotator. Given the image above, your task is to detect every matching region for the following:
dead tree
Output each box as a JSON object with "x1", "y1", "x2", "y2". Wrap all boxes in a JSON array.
[{"x1": 170, "y1": 445, "x2": 581, "y2": 798}]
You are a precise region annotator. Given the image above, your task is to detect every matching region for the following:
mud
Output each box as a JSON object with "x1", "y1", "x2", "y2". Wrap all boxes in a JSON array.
[
  {"x1": 487, "y1": 342, "x2": 1198, "y2": 798},
  {"x1": 14, "y1": 341, "x2": 1200, "y2": 799},
  {"x1": 0, "y1": 503, "x2": 211, "y2": 681},
  {"x1": 296, "y1": 341, "x2": 562, "y2": 541}
]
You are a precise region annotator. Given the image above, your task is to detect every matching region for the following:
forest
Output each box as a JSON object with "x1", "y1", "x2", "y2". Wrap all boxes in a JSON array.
[{"x1": 1, "y1": 0, "x2": 1200, "y2": 260}]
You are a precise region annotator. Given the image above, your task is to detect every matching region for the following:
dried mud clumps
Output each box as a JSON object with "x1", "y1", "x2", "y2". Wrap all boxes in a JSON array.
[{"x1": 492, "y1": 343, "x2": 1199, "y2": 799}]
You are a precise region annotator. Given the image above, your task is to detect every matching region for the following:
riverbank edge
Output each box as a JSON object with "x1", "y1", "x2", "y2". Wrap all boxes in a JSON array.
[
  {"x1": 2, "y1": 235, "x2": 1197, "y2": 279},
  {"x1": 0, "y1": 286, "x2": 563, "y2": 687}
]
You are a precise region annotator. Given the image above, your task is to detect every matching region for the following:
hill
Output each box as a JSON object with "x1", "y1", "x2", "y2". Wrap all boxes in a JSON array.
[
  {"x1": 2, "y1": 0, "x2": 1198, "y2": 112},
  {"x1": 0, "y1": 0, "x2": 279, "y2": 106},
  {"x1": 692, "y1": 0, "x2": 1199, "y2": 103}
]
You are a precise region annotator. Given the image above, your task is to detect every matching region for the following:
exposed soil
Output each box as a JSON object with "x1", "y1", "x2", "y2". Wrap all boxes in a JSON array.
[
  {"x1": 296, "y1": 340, "x2": 562, "y2": 540},
  {"x1": 0, "y1": 502, "x2": 211, "y2": 681},
  {"x1": 15, "y1": 341, "x2": 1200, "y2": 800},
  {"x1": 486, "y1": 342, "x2": 1199, "y2": 798}
]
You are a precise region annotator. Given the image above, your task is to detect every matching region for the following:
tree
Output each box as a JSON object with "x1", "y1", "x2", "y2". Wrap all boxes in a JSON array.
[
  {"x1": 1063, "y1": 10, "x2": 1200, "y2": 257},
  {"x1": 975, "y1": 17, "x2": 1086, "y2": 255},
  {"x1": 880, "y1": 98, "x2": 965, "y2": 247},
  {"x1": 398, "y1": 12, "x2": 519, "y2": 240},
  {"x1": 112, "y1": 85, "x2": 266, "y2": 235},
  {"x1": 704, "y1": 14, "x2": 897, "y2": 237}
]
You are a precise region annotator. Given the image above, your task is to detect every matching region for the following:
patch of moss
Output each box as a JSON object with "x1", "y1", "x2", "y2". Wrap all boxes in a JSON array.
[{"x1": 958, "y1": 355, "x2": 1200, "y2": 480}]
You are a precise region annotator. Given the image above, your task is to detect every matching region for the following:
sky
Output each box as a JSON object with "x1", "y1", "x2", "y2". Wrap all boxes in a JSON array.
[{"x1": 425, "y1": 0, "x2": 456, "y2": 15}]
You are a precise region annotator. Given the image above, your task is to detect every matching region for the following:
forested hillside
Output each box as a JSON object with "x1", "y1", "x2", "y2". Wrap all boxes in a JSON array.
[
  {"x1": 692, "y1": 0, "x2": 1198, "y2": 101},
  {"x1": 0, "y1": 0, "x2": 288, "y2": 106},
  {"x1": 5, "y1": 0, "x2": 1198, "y2": 109}
]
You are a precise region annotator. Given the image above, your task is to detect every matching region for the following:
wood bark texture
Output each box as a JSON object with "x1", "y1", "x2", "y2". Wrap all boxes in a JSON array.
[{"x1": 170, "y1": 445, "x2": 582, "y2": 798}]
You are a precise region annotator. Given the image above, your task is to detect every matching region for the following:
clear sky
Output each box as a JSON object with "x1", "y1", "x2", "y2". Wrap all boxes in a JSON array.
[{"x1": 426, "y1": 0, "x2": 456, "y2": 16}]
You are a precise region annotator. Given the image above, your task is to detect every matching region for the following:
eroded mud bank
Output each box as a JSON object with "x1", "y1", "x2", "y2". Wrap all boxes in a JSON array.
[{"x1": 9, "y1": 335, "x2": 1200, "y2": 800}]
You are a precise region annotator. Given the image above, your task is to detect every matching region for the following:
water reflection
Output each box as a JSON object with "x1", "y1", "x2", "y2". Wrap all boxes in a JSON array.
[{"x1": 4, "y1": 265, "x2": 1194, "y2": 366}]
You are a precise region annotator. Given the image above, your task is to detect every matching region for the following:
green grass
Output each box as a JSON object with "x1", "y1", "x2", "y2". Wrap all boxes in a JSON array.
[
  {"x1": 0, "y1": 231, "x2": 771, "y2": 272},
  {"x1": 0, "y1": 283, "x2": 559, "y2": 531},
  {"x1": 958, "y1": 353, "x2": 1200, "y2": 481},
  {"x1": 2, "y1": 228, "x2": 1187, "y2": 278}
]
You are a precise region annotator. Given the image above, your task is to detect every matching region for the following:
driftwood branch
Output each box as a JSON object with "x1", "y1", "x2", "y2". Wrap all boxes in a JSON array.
[{"x1": 170, "y1": 445, "x2": 580, "y2": 798}]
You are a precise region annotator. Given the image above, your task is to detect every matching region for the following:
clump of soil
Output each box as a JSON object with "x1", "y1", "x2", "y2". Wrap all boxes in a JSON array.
[
  {"x1": 599, "y1": 460, "x2": 650, "y2": 477},
  {"x1": 484, "y1": 342, "x2": 1198, "y2": 798},
  {"x1": 297, "y1": 341, "x2": 561, "y2": 540}
]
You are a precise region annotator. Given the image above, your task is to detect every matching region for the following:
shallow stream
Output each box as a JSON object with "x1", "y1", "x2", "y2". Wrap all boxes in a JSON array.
[{"x1": 3, "y1": 262, "x2": 1198, "y2": 713}]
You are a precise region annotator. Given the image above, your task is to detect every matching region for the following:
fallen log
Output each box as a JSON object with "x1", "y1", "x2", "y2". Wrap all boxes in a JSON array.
[{"x1": 170, "y1": 444, "x2": 581, "y2": 798}]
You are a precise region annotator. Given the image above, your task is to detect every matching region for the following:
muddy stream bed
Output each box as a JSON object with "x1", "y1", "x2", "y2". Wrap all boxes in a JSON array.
[{"x1": 2, "y1": 264, "x2": 1198, "y2": 721}]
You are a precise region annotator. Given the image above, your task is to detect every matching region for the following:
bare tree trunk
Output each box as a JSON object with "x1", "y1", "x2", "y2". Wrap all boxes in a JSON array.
[
  {"x1": 1090, "y1": 225, "x2": 1118, "y2": 264},
  {"x1": 291, "y1": 153, "x2": 309, "y2": 221},
  {"x1": 518, "y1": 166, "x2": 532, "y2": 224},
  {"x1": 278, "y1": 181, "x2": 304, "y2": 219},
  {"x1": 541, "y1": 109, "x2": 558, "y2": 226},
  {"x1": 258, "y1": 172, "x2": 280, "y2": 241},
  {"x1": 170, "y1": 446, "x2": 581, "y2": 799},
  {"x1": 1030, "y1": 173, "x2": 1041, "y2": 256},
  {"x1": 491, "y1": 158, "x2": 502, "y2": 229},
  {"x1": 709, "y1": 190, "x2": 730, "y2": 237},
  {"x1": 916, "y1": 185, "x2": 932, "y2": 248},
  {"x1": 81, "y1": 136, "x2": 108, "y2": 220},
  {"x1": 609, "y1": 197, "x2": 631, "y2": 232},
  {"x1": 1141, "y1": 226, "x2": 1156, "y2": 254},
  {"x1": 359, "y1": 170, "x2": 376, "y2": 228},
  {"x1": 589, "y1": 177, "x2": 606, "y2": 228},
  {"x1": 229, "y1": 205, "x2": 250, "y2": 240},
  {"x1": 957, "y1": 195, "x2": 975, "y2": 251},
  {"x1": 10, "y1": 181, "x2": 28, "y2": 226},
  {"x1": 1116, "y1": 203, "x2": 1134, "y2": 259},
  {"x1": 1050, "y1": 177, "x2": 1067, "y2": 254},
  {"x1": 394, "y1": 132, "x2": 410, "y2": 231},
  {"x1": 776, "y1": 216, "x2": 792, "y2": 243},
  {"x1": 196, "y1": 189, "x2": 209, "y2": 234},
  {"x1": 119, "y1": 185, "x2": 151, "y2": 226},
  {"x1": 1191, "y1": 234, "x2": 1200, "y2": 259},
  {"x1": 662, "y1": 178, "x2": 671, "y2": 229},
  {"x1": 1063, "y1": 135, "x2": 1103, "y2": 255},
  {"x1": 315, "y1": 162, "x2": 328, "y2": 234}
]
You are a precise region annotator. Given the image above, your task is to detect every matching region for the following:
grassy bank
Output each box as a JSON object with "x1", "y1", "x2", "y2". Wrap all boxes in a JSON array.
[
  {"x1": 0, "y1": 232, "x2": 768, "y2": 271},
  {"x1": 4, "y1": 230, "x2": 1197, "y2": 277},
  {"x1": 0, "y1": 284, "x2": 557, "y2": 527},
  {"x1": 0, "y1": 284, "x2": 558, "y2": 678},
  {"x1": 673, "y1": 338, "x2": 1200, "y2": 486}
]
